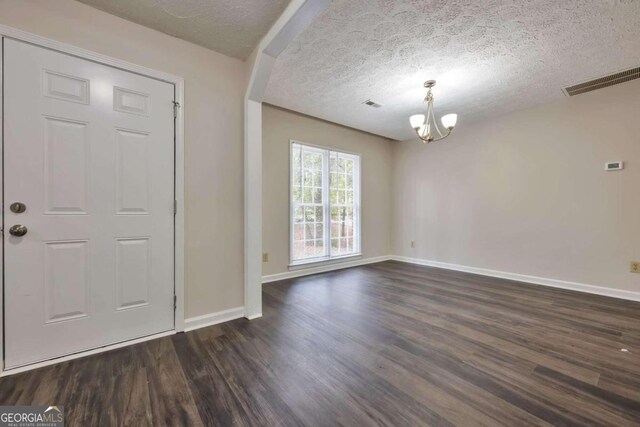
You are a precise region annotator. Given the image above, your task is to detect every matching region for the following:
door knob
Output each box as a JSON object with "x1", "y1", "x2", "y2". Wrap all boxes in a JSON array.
[{"x1": 9, "y1": 225, "x2": 28, "y2": 237}]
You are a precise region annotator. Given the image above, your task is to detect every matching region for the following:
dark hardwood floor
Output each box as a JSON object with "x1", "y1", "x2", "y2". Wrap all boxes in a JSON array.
[{"x1": 1, "y1": 260, "x2": 640, "y2": 426}]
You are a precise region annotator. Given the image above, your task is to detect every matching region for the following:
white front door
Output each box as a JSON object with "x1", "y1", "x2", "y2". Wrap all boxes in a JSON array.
[{"x1": 3, "y1": 39, "x2": 175, "y2": 369}]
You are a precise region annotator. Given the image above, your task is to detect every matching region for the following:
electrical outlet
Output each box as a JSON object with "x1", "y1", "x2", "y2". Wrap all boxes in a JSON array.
[
  {"x1": 262, "y1": 253, "x2": 269, "y2": 262},
  {"x1": 410, "y1": 240, "x2": 415, "y2": 248},
  {"x1": 631, "y1": 261, "x2": 640, "y2": 273}
]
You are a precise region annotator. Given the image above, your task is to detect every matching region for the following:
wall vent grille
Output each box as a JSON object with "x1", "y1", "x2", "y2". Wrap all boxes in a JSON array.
[
  {"x1": 363, "y1": 99, "x2": 382, "y2": 108},
  {"x1": 563, "y1": 67, "x2": 640, "y2": 96}
]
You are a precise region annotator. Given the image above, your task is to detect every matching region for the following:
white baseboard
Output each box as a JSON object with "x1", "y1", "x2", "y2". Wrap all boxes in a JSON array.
[
  {"x1": 184, "y1": 306, "x2": 246, "y2": 332},
  {"x1": 262, "y1": 255, "x2": 392, "y2": 283},
  {"x1": 391, "y1": 255, "x2": 640, "y2": 302}
]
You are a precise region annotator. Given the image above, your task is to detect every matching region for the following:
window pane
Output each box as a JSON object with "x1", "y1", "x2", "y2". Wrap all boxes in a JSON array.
[
  {"x1": 292, "y1": 166, "x2": 301, "y2": 186},
  {"x1": 303, "y1": 169, "x2": 312, "y2": 186},
  {"x1": 331, "y1": 238, "x2": 339, "y2": 250},
  {"x1": 313, "y1": 153, "x2": 322, "y2": 170},
  {"x1": 305, "y1": 206, "x2": 315, "y2": 222},
  {"x1": 293, "y1": 241, "x2": 305, "y2": 259},
  {"x1": 303, "y1": 187, "x2": 312, "y2": 203},
  {"x1": 302, "y1": 152, "x2": 313, "y2": 170},
  {"x1": 331, "y1": 221, "x2": 340, "y2": 238},
  {"x1": 330, "y1": 204, "x2": 355, "y2": 256},
  {"x1": 332, "y1": 238, "x2": 344, "y2": 256},
  {"x1": 305, "y1": 242, "x2": 316, "y2": 258},
  {"x1": 314, "y1": 239, "x2": 325, "y2": 257},
  {"x1": 292, "y1": 187, "x2": 302, "y2": 203},
  {"x1": 292, "y1": 145, "x2": 301, "y2": 165},
  {"x1": 304, "y1": 224, "x2": 314, "y2": 240}
]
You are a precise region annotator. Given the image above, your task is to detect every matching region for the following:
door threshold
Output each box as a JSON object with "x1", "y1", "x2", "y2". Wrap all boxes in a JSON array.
[{"x1": 1, "y1": 330, "x2": 175, "y2": 377}]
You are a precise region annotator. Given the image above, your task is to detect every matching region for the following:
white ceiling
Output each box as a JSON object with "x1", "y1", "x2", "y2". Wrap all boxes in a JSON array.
[
  {"x1": 264, "y1": 0, "x2": 640, "y2": 140},
  {"x1": 76, "y1": 0, "x2": 290, "y2": 59}
]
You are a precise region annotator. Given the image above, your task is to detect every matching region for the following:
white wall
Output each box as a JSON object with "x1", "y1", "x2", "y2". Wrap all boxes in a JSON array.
[
  {"x1": 393, "y1": 79, "x2": 640, "y2": 294},
  {"x1": 0, "y1": 0, "x2": 248, "y2": 317},
  {"x1": 262, "y1": 104, "x2": 394, "y2": 276}
]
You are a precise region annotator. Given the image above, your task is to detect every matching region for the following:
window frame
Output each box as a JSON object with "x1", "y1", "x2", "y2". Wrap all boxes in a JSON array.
[{"x1": 289, "y1": 140, "x2": 362, "y2": 267}]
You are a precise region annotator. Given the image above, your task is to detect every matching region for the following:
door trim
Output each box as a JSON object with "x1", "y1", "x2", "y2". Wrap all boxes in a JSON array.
[{"x1": 0, "y1": 24, "x2": 186, "y2": 374}]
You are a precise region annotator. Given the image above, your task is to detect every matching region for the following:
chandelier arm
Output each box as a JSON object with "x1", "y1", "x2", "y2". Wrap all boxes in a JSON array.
[
  {"x1": 426, "y1": 97, "x2": 434, "y2": 139},
  {"x1": 425, "y1": 94, "x2": 446, "y2": 138},
  {"x1": 419, "y1": 119, "x2": 428, "y2": 138},
  {"x1": 414, "y1": 128, "x2": 451, "y2": 143},
  {"x1": 430, "y1": 128, "x2": 452, "y2": 142},
  {"x1": 429, "y1": 96, "x2": 445, "y2": 138},
  {"x1": 433, "y1": 118, "x2": 445, "y2": 138}
]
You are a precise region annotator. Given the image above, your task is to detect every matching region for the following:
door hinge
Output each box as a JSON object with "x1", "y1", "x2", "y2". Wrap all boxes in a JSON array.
[
  {"x1": 173, "y1": 200, "x2": 177, "y2": 215},
  {"x1": 174, "y1": 295, "x2": 177, "y2": 310},
  {"x1": 172, "y1": 101, "x2": 181, "y2": 118}
]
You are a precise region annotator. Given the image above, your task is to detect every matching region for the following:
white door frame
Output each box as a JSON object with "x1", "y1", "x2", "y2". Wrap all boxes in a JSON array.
[{"x1": 0, "y1": 25, "x2": 186, "y2": 375}]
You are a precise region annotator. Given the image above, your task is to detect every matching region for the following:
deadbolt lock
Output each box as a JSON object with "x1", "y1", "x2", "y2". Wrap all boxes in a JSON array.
[{"x1": 10, "y1": 202, "x2": 27, "y2": 214}]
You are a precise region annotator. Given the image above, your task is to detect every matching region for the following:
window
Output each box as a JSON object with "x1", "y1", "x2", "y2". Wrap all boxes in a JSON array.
[{"x1": 290, "y1": 142, "x2": 360, "y2": 264}]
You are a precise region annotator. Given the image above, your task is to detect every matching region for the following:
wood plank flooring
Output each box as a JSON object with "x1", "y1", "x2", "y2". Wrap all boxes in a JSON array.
[{"x1": 1, "y1": 260, "x2": 639, "y2": 426}]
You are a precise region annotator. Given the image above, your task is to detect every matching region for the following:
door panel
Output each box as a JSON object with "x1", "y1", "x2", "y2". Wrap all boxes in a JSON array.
[
  {"x1": 44, "y1": 240, "x2": 90, "y2": 323},
  {"x1": 4, "y1": 39, "x2": 175, "y2": 369},
  {"x1": 115, "y1": 128, "x2": 151, "y2": 214},
  {"x1": 43, "y1": 70, "x2": 90, "y2": 104},
  {"x1": 44, "y1": 116, "x2": 89, "y2": 214},
  {"x1": 115, "y1": 237, "x2": 151, "y2": 311}
]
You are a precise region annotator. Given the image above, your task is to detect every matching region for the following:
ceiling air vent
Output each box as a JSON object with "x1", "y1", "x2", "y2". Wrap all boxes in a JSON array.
[
  {"x1": 363, "y1": 99, "x2": 382, "y2": 108},
  {"x1": 563, "y1": 67, "x2": 640, "y2": 97}
]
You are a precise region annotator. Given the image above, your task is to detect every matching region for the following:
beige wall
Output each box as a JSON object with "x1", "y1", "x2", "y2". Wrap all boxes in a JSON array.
[
  {"x1": 0, "y1": 0, "x2": 247, "y2": 317},
  {"x1": 262, "y1": 105, "x2": 394, "y2": 275},
  {"x1": 393, "y1": 79, "x2": 640, "y2": 293}
]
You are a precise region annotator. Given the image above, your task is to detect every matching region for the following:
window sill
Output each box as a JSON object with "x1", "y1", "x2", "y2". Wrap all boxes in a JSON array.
[{"x1": 288, "y1": 253, "x2": 362, "y2": 271}]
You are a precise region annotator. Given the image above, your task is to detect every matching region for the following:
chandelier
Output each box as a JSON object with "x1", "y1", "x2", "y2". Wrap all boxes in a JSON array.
[{"x1": 409, "y1": 80, "x2": 457, "y2": 143}]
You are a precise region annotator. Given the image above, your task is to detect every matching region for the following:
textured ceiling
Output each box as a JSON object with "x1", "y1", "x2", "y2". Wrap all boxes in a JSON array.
[
  {"x1": 265, "y1": 0, "x2": 640, "y2": 140},
  {"x1": 76, "y1": 0, "x2": 290, "y2": 59}
]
